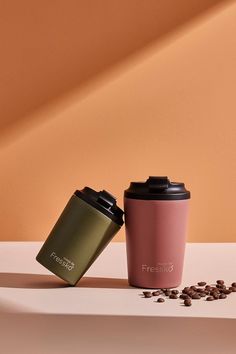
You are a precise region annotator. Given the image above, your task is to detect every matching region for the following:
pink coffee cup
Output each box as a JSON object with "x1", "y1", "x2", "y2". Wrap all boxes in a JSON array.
[{"x1": 124, "y1": 176, "x2": 190, "y2": 289}]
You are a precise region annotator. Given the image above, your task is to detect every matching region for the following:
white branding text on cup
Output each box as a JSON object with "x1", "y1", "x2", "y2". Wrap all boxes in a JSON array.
[
  {"x1": 142, "y1": 263, "x2": 174, "y2": 273},
  {"x1": 50, "y1": 252, "x2": 75, "y2": 271}
]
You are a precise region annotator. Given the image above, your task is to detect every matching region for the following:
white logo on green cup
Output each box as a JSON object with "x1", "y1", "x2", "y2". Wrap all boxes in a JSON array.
[{"x1": 50, "y1": 252, "x2": 75, "y2": 271}]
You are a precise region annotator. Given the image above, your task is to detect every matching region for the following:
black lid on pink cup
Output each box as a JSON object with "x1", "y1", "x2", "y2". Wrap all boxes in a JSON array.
[{"x1": 124, "y1": 176, "x2": 190, "y2": 200}]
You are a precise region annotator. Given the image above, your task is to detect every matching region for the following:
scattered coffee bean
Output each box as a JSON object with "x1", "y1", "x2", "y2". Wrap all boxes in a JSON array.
[
  {"x1": 216, "y1": 280, "x2": 224, "y2": 285},
  {"x1": 218, "y1": 288, "x2": 226, "y2": 293},
  {"x1": 188, "y1": 290, "x2": 196, "y2": 297},
  {"x1": 210, "y1": 289, "x2": 219, "y2": 296},
  {"x1": 206, "y1": 296, "x2": 214, "y2": 301},
  {"x1": 198, "y1": 281, "x2": 206, "y2": 286},
  {"x1": 143, "y1": 292, "x2": 152, "y2": 298},
  {"x1": 205, "y1": 285, "x2": 212, "y2": 291},
  {"x1": 197, "y1": 288, "x2": 205, "y2": 293},
  {"x1": 141, "y1": 280, "x2": 235, "y2": 307},
  {"x1": 165, "y1": 290, "x2": 171, "y2": 296},
  {"x1": 190, "y1": 286, "x2": 197, "y2": 291},
  {"x1": 182, "y1": 287, "x2": 190, "y2": 293},
  {"x1": 213, "y1": 286, "x2": 220, "y2": 291},
  {"x1": 172, "y1": 290, "x2": 179, "y2": 295},
  {"x1": 219, "y1": 285, "x2": 226, "y2": 290},
  {"x1": 229, "y1": 287, "x2": 236, "y2": 292},
  {"x1": 189, "y1": 292, "x2": 197, "y2": 298},
  {"x1": 184, "y1": 299, "x2": 192, "y2": 306},
  {"x1": 216, "y1": 284, "x2": 226, "y2": 289},
  {"x1": 152, "y1": 291, "x2": 161, "y2": 296},
  {"x1": 199, "y1": 292, "x2": 207, "y2": 297}
]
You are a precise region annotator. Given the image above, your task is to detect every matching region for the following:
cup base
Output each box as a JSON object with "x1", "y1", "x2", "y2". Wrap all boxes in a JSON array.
[{"x1": 128, "y1": 281, "x2": 181, "y2": 289}]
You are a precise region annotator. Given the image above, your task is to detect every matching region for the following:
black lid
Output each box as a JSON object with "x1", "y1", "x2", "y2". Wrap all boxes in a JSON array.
[
  {"x1": 124, "y1": 176, "x2": 190, "y2": 200},
  {"x1": 75, "y1": 187, "x2": 124, "y2": 226}
]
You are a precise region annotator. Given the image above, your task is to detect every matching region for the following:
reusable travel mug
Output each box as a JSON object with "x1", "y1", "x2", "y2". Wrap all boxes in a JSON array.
[
  {"x1": 36, "y1": 187, "x2": 124, "y2": 285},
  {"x1": 124, "y1": 176, "x2": 190, "y2": 289}
]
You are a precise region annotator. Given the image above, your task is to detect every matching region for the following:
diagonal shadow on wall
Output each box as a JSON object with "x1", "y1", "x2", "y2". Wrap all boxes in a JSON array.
[{"x1": 0, "y1": 0, "x2": 231, "y2": 138}]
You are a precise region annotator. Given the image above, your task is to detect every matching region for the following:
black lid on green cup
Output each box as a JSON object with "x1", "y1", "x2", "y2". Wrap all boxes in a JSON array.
[{"x1": 75, "y1": 187, "x2": 124, "y2": 226}]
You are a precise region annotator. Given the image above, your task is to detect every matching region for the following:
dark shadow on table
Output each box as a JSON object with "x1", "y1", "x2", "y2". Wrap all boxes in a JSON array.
[
  {"x1": 77, "y1": 276, "x2": 130, "y2": 289},
  {"x1": 0, "y1": 273, "x2": 130, "y2": 289}
]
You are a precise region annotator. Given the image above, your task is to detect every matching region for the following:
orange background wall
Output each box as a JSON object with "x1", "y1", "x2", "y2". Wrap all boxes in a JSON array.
[{"x1": 0, "y1": 1, "x2": 235, "y2": 242}]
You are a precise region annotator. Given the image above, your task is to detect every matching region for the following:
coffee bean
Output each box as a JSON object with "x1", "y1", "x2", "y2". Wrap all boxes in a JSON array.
[
  {"x1": 223, "y1": 289, "x2": 232, "y2": 295},
  {"x1": 216, "y1": 280, "x2": 224, "y2": 285},
  {"x1": 165, "y1": 290, "x2": 171, "y2": 296},
  {"x1": 172, "y1": 290, "x2": 179, "y2": 295},
  {"x1": 206, "y1": 296, "x2": 214, "y2": 301},
  {"x1": 182, "y1": 287, "x2": 190, "y2": 293},
  {"x1": 169, "y1": 294, "x2": 178, "y2": 299},
  {"x1": 152, "y1": 291, "x2": 161, "y2": 296},
  {"x1": 187, "y1": 290, "x2": 196, "y2": 296},
  {"x1": 219, "y1": 293, "x2": 227, "y2": 299},
  {"x1": 143, "y1": 292, "x2": 152, "y2": 298},
  {"x1": 192, "y1": 294, "x2": 201, "y2": 299},
  {"x1": 213, "y1": 293, "x2": 220, "y2": 299},
  {"x1": 198, "y1": 281, "x2": 206, "y2": 286},
  {"x1": 232, "y1": 282, "x2": 236, "y2": 287},
  {"x1": 197, "y1": 288, "x2": 205, "y2": 293},
  {"x1": 205, "y1": 285, "x2": 212, "y2": 291},
  {"x1": 157, "y1": 298, "x2": 165, "y2": 303},
  {"x1": 229, "y1": 287, "x2": 236, "y2": 292},
  {"x1": 218, "y1": 288, "x2": 226, "y2": 293},
  {"x1": 212, "y1": 286, "x2": 220, "y2": 291},
  {"x1": 220, "y1": 285, "x2": 226, "y2": 289},
  {"x1": 184, "y1": 299, "x2": 192, "y2": 306},
  {"x1": 190, "y1": 286, "x2": 197, "y2": 291},
  {"x1": 180, "y1": 294, "x2": 190, "y2": 300},
  {"x1": 210, "y1": 289, "x2": 220, "y2": 296},
  {"x1": 199, "y1": 292, "x2": 206, "y2": 297},
  {"x1": 216, "y1": 284, "x2": 226, "y2": 289}
]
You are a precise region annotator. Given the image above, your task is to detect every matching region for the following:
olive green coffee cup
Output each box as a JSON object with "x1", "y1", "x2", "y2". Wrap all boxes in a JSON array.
[{"x1": 36, "y1": 187, "x2": 124, "y2": 285}]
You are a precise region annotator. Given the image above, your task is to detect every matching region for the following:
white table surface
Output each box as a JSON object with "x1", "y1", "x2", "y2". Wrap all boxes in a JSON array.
[
  {"x1": 0, "y1": 242, "x2": 236, "y2": 354},
  {"x1": 0, "y1": 242, "x2": 235, "y2": 319}
]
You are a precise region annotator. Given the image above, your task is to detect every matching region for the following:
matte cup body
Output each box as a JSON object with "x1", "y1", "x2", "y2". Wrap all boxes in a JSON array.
[
  {"x1": 36, "y1": 195, "x2": 120, "y2": 285},
  {"x1": 124, "y1": 197, "x2": 189, "y2": 289}
]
